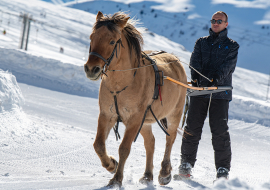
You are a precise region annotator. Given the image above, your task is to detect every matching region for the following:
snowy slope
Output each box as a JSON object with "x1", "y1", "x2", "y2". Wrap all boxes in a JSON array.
[
  {"x1": 63, "y1": 0, "x2": 270, "y2": 75},
  {"x1": 0, "y1": 47, "x2": 99, "y2": 97},
  {"x1": 0, "y1": 0, "x2": 270, "y2": 189},
  {"x1": 1, "y1": 46, "x2": 269, "y2": 126},
  {"x1": 1, "y1": 72, "x2": 270, "y2": 190}
]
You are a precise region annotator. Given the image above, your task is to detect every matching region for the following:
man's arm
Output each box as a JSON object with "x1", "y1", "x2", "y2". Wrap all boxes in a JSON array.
[
  {"x1": 214, "y1": 42, "x2": 239, "y2": 82},
  {"x1": 190, "y1": 38, "x2": 202, "y2": 82}
]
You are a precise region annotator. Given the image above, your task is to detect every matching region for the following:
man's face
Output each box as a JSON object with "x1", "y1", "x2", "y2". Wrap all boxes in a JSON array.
[{"x1": 211, "y1": 13, "x2": 228, "y2": 34}]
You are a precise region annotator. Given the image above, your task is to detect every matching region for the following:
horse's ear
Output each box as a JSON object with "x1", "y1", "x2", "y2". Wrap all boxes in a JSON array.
[
  {"x1": 117, "y1": 17, "x2": 130, "y2": 29},
  {"x1": 96, "y1": 11, "x2": 104, "y2": 21}
]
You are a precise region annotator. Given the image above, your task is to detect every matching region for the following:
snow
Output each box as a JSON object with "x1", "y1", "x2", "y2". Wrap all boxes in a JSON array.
[
  {"x1": 0, "y1": 70, "x2": 24, "y2": 111},
  {"x1": 63, "y1": 0, "x2": 270, "y2": 75},
  {"x1": 0, "y1": 69, "x2": 31, "y2": 141},
  {"x1": 0, "y1": 47, "x2": 99, "y2": 97},
  {"x1": 0, "y1": 0, "x2": 270, "y2": 189},
  {"x1": 230, "y1": 95, "x2": 270, "y2": 126}
]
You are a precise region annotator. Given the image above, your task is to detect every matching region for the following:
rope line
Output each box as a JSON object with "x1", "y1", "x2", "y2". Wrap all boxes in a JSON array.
[{"x1": 108, "y1": 58, "x2": 212, "y2": 82}]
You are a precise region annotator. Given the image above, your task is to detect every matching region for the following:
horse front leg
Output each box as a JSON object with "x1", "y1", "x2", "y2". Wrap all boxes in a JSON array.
[
  {"x1": 107, "y1": 117, "x2": 142, "y2": 187},
  {"x1": 158, "y1": 116, "x2": 180, "y2": 185},
  {"x1": 139, "y1": 124, "x2": 155, "y2": 184},
  {"x1": 93, "y1": 113, "x2": 118, "y2": 173}
]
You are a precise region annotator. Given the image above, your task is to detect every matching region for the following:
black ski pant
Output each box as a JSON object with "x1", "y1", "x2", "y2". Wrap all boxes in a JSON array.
[{"x1": 181, "y1": 96, "x2": 231, "y2": 171}]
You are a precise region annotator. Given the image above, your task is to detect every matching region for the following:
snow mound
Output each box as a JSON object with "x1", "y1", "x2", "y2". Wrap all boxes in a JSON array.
[
  {"x1": 230, "y1": 95, "x2": 270, "y2": 126},
  {"x1": 0, "y1": 70, "x2": 29, "y2": 137},
  {"x1": 0, "y1": 70, "x2": 56, "y2": 140},
  {"x1": 0, "y1": 69, "x2": 24, "y2": 111},
  {"x1": 0, "y1": 47, "x2": 100, "y2": 98}
]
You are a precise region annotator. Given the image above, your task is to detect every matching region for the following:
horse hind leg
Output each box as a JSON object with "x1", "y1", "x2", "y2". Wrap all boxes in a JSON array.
[
  {"x1": 139, "y1": 124, "x2": 155, "y2": 185},
  {"x1": 158, "y1": 114, "x2": 181, "y2": 185}
]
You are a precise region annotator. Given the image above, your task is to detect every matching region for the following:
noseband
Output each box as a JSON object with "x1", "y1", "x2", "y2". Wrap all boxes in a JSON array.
[{"x1": 89, "y1": 38, "x2": 123, "y2": 73}]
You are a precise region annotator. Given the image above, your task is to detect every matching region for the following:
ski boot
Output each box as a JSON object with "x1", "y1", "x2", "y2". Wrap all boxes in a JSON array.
[
  {"x1": 173, "y1": 162, "x2": 193, "y2": 180},
  {"x1": 216, "y1": 167, "x2": 229, "y2": 179}
]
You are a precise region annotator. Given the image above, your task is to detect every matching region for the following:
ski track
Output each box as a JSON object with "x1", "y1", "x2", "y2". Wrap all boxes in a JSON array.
[
  {"x1": 0, "y1": 82, "x2": 215, "y2": 189},
  {"x1": 1, "y1": 68, "x2": 270, "y2": 190},
  {"x1": 0, "y1": 52, "x2": 268, "y2": 190}
]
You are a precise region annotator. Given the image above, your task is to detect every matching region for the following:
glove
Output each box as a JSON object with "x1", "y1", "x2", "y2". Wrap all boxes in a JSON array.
[
  {"x1": 191, "y1": 72, "x2": 200, "y2": 87},
  {"x1": 210, "y1": 75, "x2": 219, "y2": 86},
  {"x1": 191, "y1": 80, "x2": 199, "y2": 87}
]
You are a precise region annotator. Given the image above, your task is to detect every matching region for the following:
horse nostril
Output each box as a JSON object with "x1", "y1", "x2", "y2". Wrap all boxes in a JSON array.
[
  {"x1": 84, "y1": 65, "x2": 89, "y2": 72},
  {"x1": 92, "y1": 66, "x2": 101, "y2": 74}
]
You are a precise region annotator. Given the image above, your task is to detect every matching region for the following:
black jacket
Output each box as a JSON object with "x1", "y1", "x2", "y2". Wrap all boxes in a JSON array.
[{"x1": 190, "y1": 28, "x2": 239, "y2": 100}]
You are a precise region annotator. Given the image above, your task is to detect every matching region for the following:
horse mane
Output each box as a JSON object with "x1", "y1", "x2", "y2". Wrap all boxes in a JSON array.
[{"x1": 93, "y1": 12, "x2": 144, "y2": 65}]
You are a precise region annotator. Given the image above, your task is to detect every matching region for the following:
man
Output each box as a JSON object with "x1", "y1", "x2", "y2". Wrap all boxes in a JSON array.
[{"x1": 176, "y1": 11, "x2": 239, "y2": 180}]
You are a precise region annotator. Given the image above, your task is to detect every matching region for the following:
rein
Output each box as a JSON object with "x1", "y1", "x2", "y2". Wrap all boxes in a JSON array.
[
  {"x1": 90, "y1": 41, "x2": 213, "y2": 141},
  {"x1": 106, "y1": 58, "x2": 212, "y2": 83},
  {"x1": 90, "y1": 41, "x2": 214, "y2": 141},
  {"x1": 91, "y1": 43, "x2": 223, "y2": 141}
]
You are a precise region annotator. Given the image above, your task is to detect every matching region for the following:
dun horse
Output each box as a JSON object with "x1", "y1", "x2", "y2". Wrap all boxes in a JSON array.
[{"x1": 84, "y1": 11, "x2": 187, "y2": 187}]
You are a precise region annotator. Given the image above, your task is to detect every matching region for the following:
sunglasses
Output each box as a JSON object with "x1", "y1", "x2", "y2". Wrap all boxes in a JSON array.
[{"x1": 210, "y1": 19, "x2": 226, "y2": 24}]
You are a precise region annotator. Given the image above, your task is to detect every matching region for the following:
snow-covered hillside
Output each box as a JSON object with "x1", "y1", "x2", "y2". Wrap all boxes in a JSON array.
[
  {"x1": 63, "y1": 0, "x2": 270, "y2": 75},
  {"x1": 0, "y1": 0, "x2": 270, "y2": 189},
  {"x1": 1, "y1": 71, "x2": 269, "y2": 190}
]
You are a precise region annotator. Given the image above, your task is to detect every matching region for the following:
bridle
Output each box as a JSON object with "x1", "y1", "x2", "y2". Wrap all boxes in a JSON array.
[{"x1": 89, "y1": 38, "x2": 123, "y2": 74}]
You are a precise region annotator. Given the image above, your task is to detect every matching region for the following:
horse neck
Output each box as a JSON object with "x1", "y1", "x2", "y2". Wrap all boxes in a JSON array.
[{"x1": 102, "y1": 34, "x2": 138, "y2": 91}]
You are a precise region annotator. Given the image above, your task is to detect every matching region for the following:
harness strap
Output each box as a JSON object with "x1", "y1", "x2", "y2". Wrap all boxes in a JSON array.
[
  {"x1": 141, "y1": 52, "x2": 164, "y2": 100},
  {"x1": 108, "y1": 51, "x2": 169, "y2": 142},
  {"x1": 147, "y1": 50, "x2": 166, "y2": 56},
  {"x1": 89, "y1": 38, "x2": 123, "y2": 73},
  {"x1": 152, "y1": 64, "x2": 161, "y2": 100},
  {"x1": 112, "y1": 86, "x2": 128, "y2": 95},
  {"x1": 113, "y1": 95, "x2": 121, "y2": 141},
  {"x1": 110, "y1": 85, "x2": 128, "y2": 141},
  {"x1": 133, "y1": 104, "x2": 170, "y2": 142},
  {"x1": 133, "y1": 52, "x2": 169, "y2": 142},
  {"x1": 158, "y1": 84, "x2": 162, "y2": 105},
  {"x1": 134, "y1": 105, "x2": 151, "y2": 142},
  {"x1": 89, "y1": 52, "x2": 108, "y2": 64},
  {"x1": 149, "y1": 106, "x2": 170, "y2": 136}
]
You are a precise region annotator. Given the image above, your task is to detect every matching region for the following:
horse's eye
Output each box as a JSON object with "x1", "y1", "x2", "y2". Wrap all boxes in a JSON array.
[{"x1": 110, "y1": 41, "x2": 115, "y2": 45}]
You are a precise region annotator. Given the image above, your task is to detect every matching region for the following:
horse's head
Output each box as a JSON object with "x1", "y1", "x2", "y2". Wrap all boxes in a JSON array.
[{"x1": 84, "y1": 11, "x2": 130, "y2": 81}]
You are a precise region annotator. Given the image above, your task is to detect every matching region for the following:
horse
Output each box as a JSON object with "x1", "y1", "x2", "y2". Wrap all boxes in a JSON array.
[{"x1": 84, "y1": 11, "x2": 187, "y2": 187}]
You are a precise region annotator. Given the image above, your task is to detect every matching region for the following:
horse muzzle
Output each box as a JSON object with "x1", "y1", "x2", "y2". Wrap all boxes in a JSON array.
[{"x1": 84, "y1": 64, "x2": 102, "y2": 81}]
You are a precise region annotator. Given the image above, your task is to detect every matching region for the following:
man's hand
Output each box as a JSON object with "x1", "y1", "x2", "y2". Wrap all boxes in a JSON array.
[
  {"x1": 192, "y1": 73, "x2": 200, "y2": 87},
  {"x1": 191, "y1": 79, "x2": 199, "y2": 87},
  {"x1": 210, "y1": 75, "x2": 219, "y2": 86}
]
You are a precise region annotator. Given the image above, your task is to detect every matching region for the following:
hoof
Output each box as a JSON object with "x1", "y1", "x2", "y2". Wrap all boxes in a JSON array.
[
  {"x1": 158, "y1": 174, "x2": 171, "y2": 185},
  {"x1": 109, "y1": 157, "x2": 118, "y2": 174},
  {"x1": 139, "y1": 176, "x2": 153, "y2": 185},
  {"x1": 106, "y1": 179, "x2": 121, "y2": 188}
]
